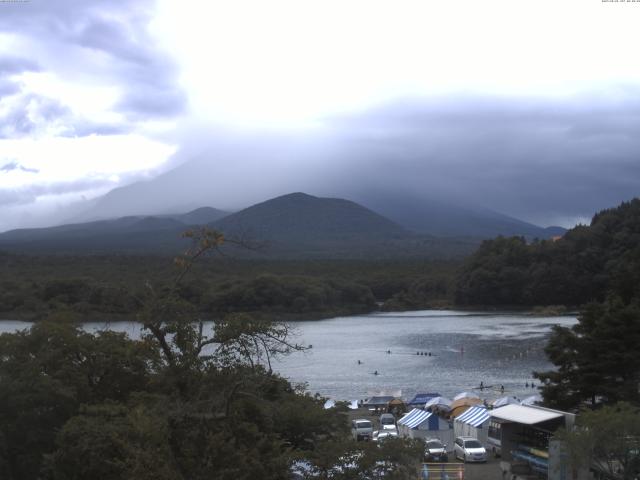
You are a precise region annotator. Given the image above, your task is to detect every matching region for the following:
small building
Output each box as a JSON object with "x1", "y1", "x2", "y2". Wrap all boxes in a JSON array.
[
  {"x1": 397, "y1": 408, "x2": 453, "y2": 447},
  {"x1": 453, "y1": 406, "x2": 491, "y2": 445},
  {"x1": 489, "y1": 404, "x2": 575, "y2": 479}
]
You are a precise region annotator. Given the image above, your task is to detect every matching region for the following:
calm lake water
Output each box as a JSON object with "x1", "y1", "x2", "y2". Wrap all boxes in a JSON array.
[{"x1": 0, "y1": 310, "x2": 576, "y2": 402}]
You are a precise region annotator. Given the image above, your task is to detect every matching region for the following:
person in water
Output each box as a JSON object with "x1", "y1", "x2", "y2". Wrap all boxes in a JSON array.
[
  {"x1": 357, "y1": 360, "x2": 362, "y2": 365},
  {"x1": 500, "y1": 385, "x2": 505, "y2": 394},
  {"x1": 374, "y1": 370, "x2": 379, "y2": 375}
]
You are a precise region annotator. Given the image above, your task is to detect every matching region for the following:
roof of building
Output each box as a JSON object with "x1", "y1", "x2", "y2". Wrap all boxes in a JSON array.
[{"x1": 489, "y1": 404, "x2": 564, "y2": 425}]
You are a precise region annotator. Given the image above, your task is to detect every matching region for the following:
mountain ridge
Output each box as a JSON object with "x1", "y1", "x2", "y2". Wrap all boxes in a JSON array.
[{"x1": 0, "y1": 193, "x2": 477, "y2": 258}]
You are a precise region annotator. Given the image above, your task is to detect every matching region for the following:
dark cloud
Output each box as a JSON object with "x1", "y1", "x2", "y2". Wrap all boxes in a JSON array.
[
  {"x1": 0, "y1": 177, "x2": 116, "y2": 207},
  {"x1": 321, "y1": 93, "x2": 640, "y2": 225},
  {"x1": 117, "y1": 87, "x2": 187, "y2": 118},
  {"x1": 0, "y1": 55, "x2": 40, "y2": 74},
  {"x1": 0, "y1": 78, "x2": 20, "y2": 97},
  {"x1": 0, "y1": 89, "x2": 134, "y2": 138},
  {"x1": 0, "y1": 0, "x2": 185, "y2": 128},
  {"x1": 0, "y1": 161, "x2": 39, "y2": 173},
  {"x1": 0, "y1": 93, "x2": 71, "y2": 138}
]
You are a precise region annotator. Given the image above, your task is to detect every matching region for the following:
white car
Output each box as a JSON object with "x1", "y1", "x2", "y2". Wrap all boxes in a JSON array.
[
  {"x1": 351, "y1": 419, "x2": 374, "y2": 441},
  {"x1": 379, "y1": 413, "x2": 396, "y2": 430},
  {"x1": 453, "y1": 436, "x2": 487, "y2": 463},
  {"x1": 373, "y1": 428, "x2": 398, "y2": 442}
]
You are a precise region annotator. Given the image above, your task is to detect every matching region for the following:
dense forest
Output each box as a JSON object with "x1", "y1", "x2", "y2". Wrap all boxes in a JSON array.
[
  {"x1": 455, "y1": 199, "x2": 640, "y2": 307},
  {"x1": 0, "y1": 253, "x2": 459, "y2": 321},
  {"x1": 0, "y1": 230, "x2": 424, "y2": 479}
]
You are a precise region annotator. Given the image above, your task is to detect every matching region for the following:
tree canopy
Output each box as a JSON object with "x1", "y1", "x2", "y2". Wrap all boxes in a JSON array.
[
  {"x1": 534, "y1": 299, "x2": 640, "y2": 410},
  {"x1": 455, "y1": 198, "x2": 640, "y2": 307},
  {"x1": 0, "y1": 228, "x2": 422, "y2": 480}
]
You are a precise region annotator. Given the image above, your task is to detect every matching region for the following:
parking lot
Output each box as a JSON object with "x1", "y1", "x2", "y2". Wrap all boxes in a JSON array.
[
  {"x1": 348, "y1": 408, "x2": 506, "y2": 479},
  {"x1": 460, "y1": 458, "x2": 503, "y2": 480}
]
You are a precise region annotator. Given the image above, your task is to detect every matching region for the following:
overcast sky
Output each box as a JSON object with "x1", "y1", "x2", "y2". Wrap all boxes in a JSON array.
[{"x1": 1, "y1": 0, "x2": 640, "y2": 232}]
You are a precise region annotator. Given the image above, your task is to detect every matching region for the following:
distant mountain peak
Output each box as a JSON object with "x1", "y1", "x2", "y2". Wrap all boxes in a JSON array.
[{"x1": 211, "y1": 192, "x2": 407, "y2": 242}]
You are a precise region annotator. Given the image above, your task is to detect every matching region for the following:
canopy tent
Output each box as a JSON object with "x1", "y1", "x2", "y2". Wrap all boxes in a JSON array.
[
  {"x1": 450, "y1": 397, "x2": 482, "y2": 418},
  {"x1": 407, "y1": 393, "x2": 440, "y2": 407},
  {"x1": 398, "y1": 408, "x2": 433, "y2": 429},
  {"x1": 520, "y1": 394, "x2": 543, "y2": 406},
  {"x1": 456, "y1": 406, "x2": 491, "y2": 427},
  {"x1": 424, "y1": 396, "x2": 452, "y2": 410},
  {"x1": 324, "y1": 399, "x2": 359, "y2": 410},
  {"x1": 453, "y1": 406, "x2": 490, "y2": 444},
  {"x1": 363, "y1": 396, "x2": 395, "y2": 408},
  {"x1": 387, "y1": 398, "x2": 406, "y2": 415},
  {"x1": 453, "y1": 391, "x2": 480, "y2": 401},
  {"x1": 397, "y1": 408, "x2": 453, "y2": 444},
  {"x1": 492, "y1": 396, "x2": 521, "y2": 408}
]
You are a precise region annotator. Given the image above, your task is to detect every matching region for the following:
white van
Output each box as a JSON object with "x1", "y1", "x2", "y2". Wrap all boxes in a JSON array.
[{"x1": 351, "y1": 419, "x2": 374, "y2": 441}]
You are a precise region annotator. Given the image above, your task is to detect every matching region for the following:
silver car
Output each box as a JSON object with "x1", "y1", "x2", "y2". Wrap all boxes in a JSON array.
[
  {"x1": 351, "y1": 419, "x2": 374, "y2": 441},
  {"x1": 379, "y1": 413, "x2": 396, "y2": 430},
  {"x1": 453, "y1": 436, "x2": 487, "y2": 463},
  {"x1": 424, "y1": 438, "x2": 448, "y2": 462}
]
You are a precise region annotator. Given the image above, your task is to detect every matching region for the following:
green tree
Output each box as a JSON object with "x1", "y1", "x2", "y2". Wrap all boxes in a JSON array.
[
  {"x1": 554, "y1": 403, "x2": 640, "y2": 480},
  {"x1": 0, "y1": 317, "x2": 157, "y2": 479},
  {"x1": 535, "y1": 299, "x2": 640, "y2": 409},
  {"x1": 1, "y1": 228, "x2": 423, "y2": 480}
]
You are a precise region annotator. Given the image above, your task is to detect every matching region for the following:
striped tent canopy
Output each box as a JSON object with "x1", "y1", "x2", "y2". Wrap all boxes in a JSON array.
[
  {"x1": 455, "y1": 406, "x2": 490, "y2": 427},
  {"x1": 398, "y1": 408, "x2": 433, "y2": 429}
]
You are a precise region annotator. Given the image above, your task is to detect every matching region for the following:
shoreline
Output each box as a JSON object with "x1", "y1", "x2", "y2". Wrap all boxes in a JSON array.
[{"x1": 0, "y1": 304, "x2": 578, "y2": 323}]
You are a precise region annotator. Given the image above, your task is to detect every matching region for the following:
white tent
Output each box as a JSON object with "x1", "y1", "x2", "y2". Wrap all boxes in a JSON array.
[
  {"x1": 492, "y1": 396, "x2": 521, "y2": 408},
  {"x1": 397, "y1": 408, "x2": 453, "y2": 446},
  {"x1": 424, "y1": 396, "x2": 453, "y2": 410},
  {"x1": 453, "y1": 391, "x2": 480, "y2": 401},
  {"x1": 520, "y1": 394, "x2": 543, "y2": 406},
  {"x1": 453, "y1": 406, "x2": 491, "y2": 444}
]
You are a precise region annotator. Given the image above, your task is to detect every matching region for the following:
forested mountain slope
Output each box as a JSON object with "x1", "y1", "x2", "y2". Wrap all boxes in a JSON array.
[{"x1": 455, "y1": 198, "x2": 640, "y2": 306}]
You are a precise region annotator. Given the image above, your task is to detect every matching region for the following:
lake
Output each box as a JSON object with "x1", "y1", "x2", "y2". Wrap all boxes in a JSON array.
[{"x1": 0, "y1": 310, "x2": 576, "y2": 402}]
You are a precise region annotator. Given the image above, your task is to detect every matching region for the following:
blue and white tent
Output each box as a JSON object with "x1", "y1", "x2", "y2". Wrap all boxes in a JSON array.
[
  {"x1": 456, "y1": 406, "x2": 490, "y2": 427},
  {"x1": 453, "y1": 406, "x2": 491, "y2": 444},
  {"x1": 398, "y1": 409, "x2": 433, "y2": 429},
  {"x1": 407, "y1": 393, "x2": 440, "y2": 407},
  {"x1": 397, "y1": 408, "x2": 453, "y2": 445}
]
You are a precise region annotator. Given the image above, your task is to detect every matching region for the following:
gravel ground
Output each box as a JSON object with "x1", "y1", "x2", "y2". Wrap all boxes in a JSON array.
[{"x1": 460, "y1": 458, "x2": 504, "y2": 480}]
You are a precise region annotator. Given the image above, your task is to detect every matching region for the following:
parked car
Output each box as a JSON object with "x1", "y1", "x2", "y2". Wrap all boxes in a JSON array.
[
  {"x1": 379, "y1": 413, "x2": 396, "y2": 430},
  {"x1": 373, "y1": 428, "x2": 398, "y2": 442},
  {"x1": 351, "y1": 419, "x2": 374, "y2": 441},
  {"x1": 453, "y1": 436, "x2": 487, "y2": 463},
  {"x1": 424, "y1": 438, "x2": 448, "y2": 462}
]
